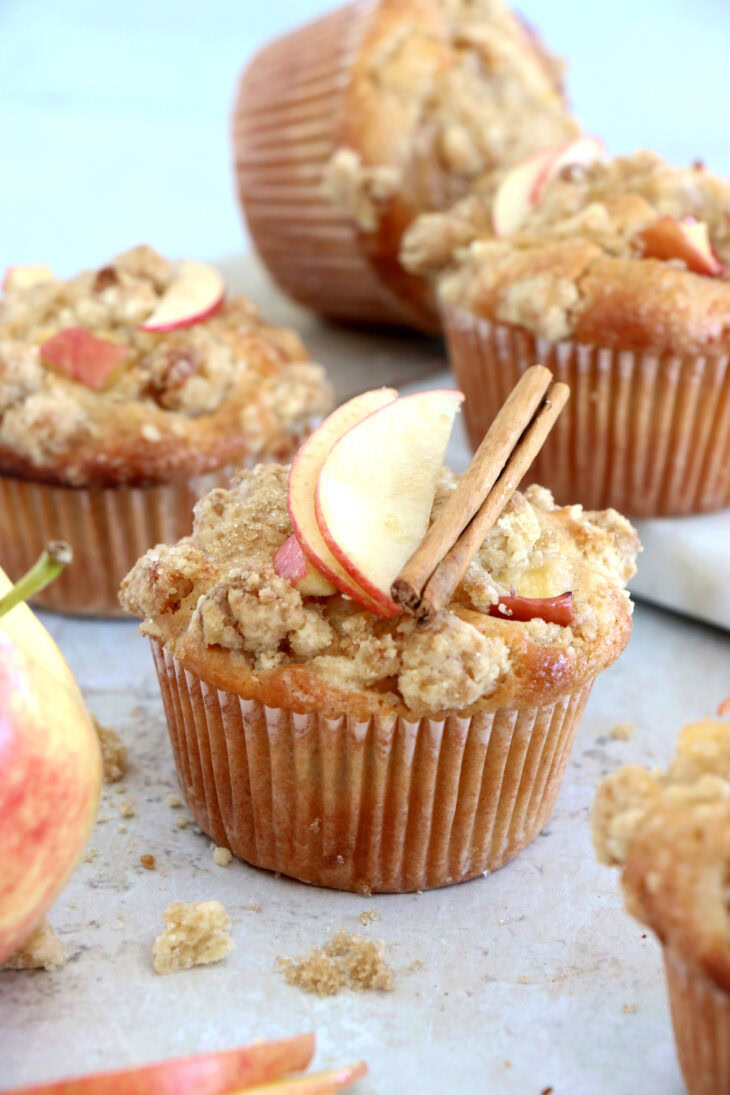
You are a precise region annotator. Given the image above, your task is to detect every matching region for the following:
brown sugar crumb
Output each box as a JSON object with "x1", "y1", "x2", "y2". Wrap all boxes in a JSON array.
[
  {"x1": 93, "y1": 717, "x2": 128, "y2": 782},
  {"x1": 212, "y1": 846, "x2": 232, "y2": 867},
  {"x1": 278, "y1": 929, "x2": 394, "y2": 997},
  {"x1": 83, "y1": 847, "x2": 98, "y2": 863},
  {"x1": 2, "y1": 919, "x2": 65, "y2": 971},
  {"x1": 140, "y1": 854, "x2": 156, "y2": 870},
  {"x1": 176, "y1": 814, "x2": 192, "y2": 829},
  {"x1": 165, "y1": 793, "x2": 183, "y2": 809},
  {"x1": 610, "y1": 721, "x2": 637, "y2": 741},
  {"x1": 152, "y1": 900, "x2": 234, "y2": 975},
  {"x1": 358, "y1": 908, "x2": 379, "y2": 926},
  {"x1": 119, "y1": 797, "x2": 135, "y2": 819}
]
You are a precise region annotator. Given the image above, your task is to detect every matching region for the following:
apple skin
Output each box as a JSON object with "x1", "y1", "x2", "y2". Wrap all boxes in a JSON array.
[
  {"x1": 139, "y1": 260, "x2": 225, "y2": 332},
  {"x1": 243, "y1": 1061, "x2": 367, "y2": 1094},
  {"x1": 0, "y1": 567, "x2": 102, "y2": 964},
  {"x1": 40, "y1": 328, "x2": 129, "y2": 390},
  {"x1": 272, "y1": 534, "x2": 336, "y2": 597},
  {"x1": 637, "y1": 215, "x2": 725, "y2": 277},
  {"x1": 529, "y1": 135, "x2": 604, "y2": 205},
  {"x1": 288, "y1": 388, "x2": 398, "y2": 614},
  {"x1": 10, "y1": 1034, "x2": 317, "y2": 1095}
]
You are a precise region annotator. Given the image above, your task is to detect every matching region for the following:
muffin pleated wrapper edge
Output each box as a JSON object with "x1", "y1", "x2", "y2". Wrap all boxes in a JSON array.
[
  {"x1": 0, "y1": 467, "x2": 236, "y2": 617},
  {"x1": 232, "y1": 0, "x2": 427, "y2": 328},
  {"x1": 442, "y1": 304, "x2": 730, "y2": 517},
  {"x1": 664, "y1": 946, "x2": 730, "y2": 1095},
  {"x1": 151, "y1": 639, "x2": 593, "y2": 893}
]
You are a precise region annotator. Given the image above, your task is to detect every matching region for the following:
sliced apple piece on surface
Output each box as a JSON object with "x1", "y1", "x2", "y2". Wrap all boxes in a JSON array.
[
  {"x1": 139, "y1": 260, "x2": 224, "y2": 331},
  {"x1": 288, "y1": 388, "x2": 398, "y2": 615},
  {"x1": 10, "y1": 1034, "x2": 316, "y2": 1095},
  {"x1": 315, "y1": 390, "x2": 464, "y2": 617},
  {"x1": 529, "y1": 135, "x2": 604, "y2": 205},
  {"x1": 40, "y1": 327, "x2": 129, "y2": 390},
  {"x1": 273, "y1": 534, "x2": 336, "y2": 596},
  {"x1": 239, "y1": 1062, "x2": 367, "y2": 1094},
  {"x1": 637, "y1": 215, "x2": 724, "y2": 276},
  {"x1": 488, "y1": 591, "x2": 574, "y2": 626},
  {"x1": 2, "y1": 264, "x2": 54, "y2": 293},
  {"x1": 491, "y1": 148, "x2": 554, "y2": 237}
]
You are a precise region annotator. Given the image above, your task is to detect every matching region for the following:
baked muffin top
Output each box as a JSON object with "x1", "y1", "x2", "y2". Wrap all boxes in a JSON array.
[
  {"x1": 120, "y1": 462, "x2": 638, "y2": 720},
  {"x1": 406, "y1": 151, "x2": 730, "y2": 353},
  {"x1": 593, "y1": 718, "x2": 730, "y2": 991},
  {"x1": 323, "y1": 0, "x2": 578, "y2": 238},
  {"x1": 0, "y1": 246, "x2": 331, "y2": 486}
]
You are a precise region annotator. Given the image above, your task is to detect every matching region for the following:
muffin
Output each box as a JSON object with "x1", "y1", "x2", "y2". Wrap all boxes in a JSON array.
[
  {"x1": 0, "y1": 247, "x2": 331, "y2": 615},
  {"x1": 408, "y1": 150, "x2": 730, "y2": 515},
  {"x1": 593, "y1": 717, "x2": 730, "y2": 1095},
  {"x1": 232, "y1": 0, "x2": 579, "y2": 331},
  {"x1": 120, "y1": 389, "x2": 638, "y2": 893}
]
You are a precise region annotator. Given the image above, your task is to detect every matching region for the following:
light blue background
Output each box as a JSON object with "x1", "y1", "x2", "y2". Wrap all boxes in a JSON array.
[{"x1": 2, "y1": 0, "x2": 729, "y2": 273}]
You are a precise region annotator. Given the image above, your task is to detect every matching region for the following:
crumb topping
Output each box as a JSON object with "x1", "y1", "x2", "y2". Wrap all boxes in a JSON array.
[
  {"x1": 278, "y1": 929, "x2": 394, "y2": 996},
  {"x1": 120, "y1": 465, "x2": 638, "y2": 716},
  {"x1": 152, "y1": 900, "x2": 234, "y2": 974},
  {"x1": 2, "y1": 919, "x2": 65, "y2": 971},
  {"x1": 93, "y1": 717, "x2": 128, "y2": 782},
  {"x1": 593, "y1": 719, "x2": 730, "y2": 987},
  {"x1": 0, "y1": 247, "x2": 330, "y2": 480}
]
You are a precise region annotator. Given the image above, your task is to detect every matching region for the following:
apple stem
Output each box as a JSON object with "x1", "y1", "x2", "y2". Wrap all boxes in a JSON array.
[{"x1": 0, "y1": 541, "x2": 72, "y2": 618}]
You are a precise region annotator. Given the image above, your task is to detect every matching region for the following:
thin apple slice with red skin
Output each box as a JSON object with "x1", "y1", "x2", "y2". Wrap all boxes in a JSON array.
[
  {"x1": 40, "y1": 328, "x2": 129, "y2": 390},
  {"x1": 488, "y1": 591, "x2": 574, "y2": 627},
  {"x1": 315, "y1": 390, "x2": 465, "y2": 617},
  {"x1": 637, "y1": 215, "x2": 725, "y2": 276},
  {"x1": 139, "y1": 260, "x2": 224, "y2": 332},
  {"x1": 9, "y1": 1034, "x2": 315, "y2": 1095},
  {"x1": 234, "y1": 1061, "x2": 367, "y2": 1095},
  {"x1": 3, "y1": 264, "x2": 54, "y2": 292},
  {"x1": 529, "y1": 135, "x2": 604, "y2": 205},
  {"x1": 492, "y1": 148, "x2": 554, "y2": 237},
  {"x1": 273, "y1": 534, "x2": 336, "y2": 597},
  {"x1": 288, "y1": 388, "x2": 398, "y2": 614}
]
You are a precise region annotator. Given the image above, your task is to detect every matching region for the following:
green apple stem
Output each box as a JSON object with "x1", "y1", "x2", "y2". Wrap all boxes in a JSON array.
[{"x1": 0, "y1": 541, "x2": 72, "y2": 618}]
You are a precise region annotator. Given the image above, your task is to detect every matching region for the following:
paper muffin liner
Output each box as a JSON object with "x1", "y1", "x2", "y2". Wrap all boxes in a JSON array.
[
  {"x1": 443, "y1": 304, "x2": 730, "y2": 517},
  {"x1": 0, "y1": 468, "x2": 235, "y2": 617},
  {"x1": 664, "y1": 947, "x2": 730, "y2": 1095},
  {"x1": 232, "y1": 0, "x2": 431, "y2": 329},
  {"x1": 150, "y1": 639, "x2": 593, "y2": 893}
]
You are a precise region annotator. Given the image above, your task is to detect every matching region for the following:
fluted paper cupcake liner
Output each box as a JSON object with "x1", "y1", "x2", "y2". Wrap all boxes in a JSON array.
[
  {"x1": 232, "y1": 0, "x2": 434, "y2": 330},
  {"x1": 0, "y1": 468, "x2": 235, "y2": 617},
  {"x1": 151, "y1": 640, "x2": 593, "y2": 893},
  {"x1": 664, "y1": 947, "x2": 730, "y2": 1095},
  {"x1": 443, "y1": 304, "x2": 730, "y2": 516}
]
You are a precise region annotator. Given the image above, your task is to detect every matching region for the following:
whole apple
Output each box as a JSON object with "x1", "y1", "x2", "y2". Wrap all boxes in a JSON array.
[{"x1": 0, "y1": 548, "x2": 101, "y2": 963}]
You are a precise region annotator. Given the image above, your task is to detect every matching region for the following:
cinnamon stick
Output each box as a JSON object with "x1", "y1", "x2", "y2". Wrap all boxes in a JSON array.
[
  {"x1": 416, "y1": 381, "x2": 569, "y2": 624},
  {"x1": 391, "y1": 365, "x2": 553, "y2": 611}
]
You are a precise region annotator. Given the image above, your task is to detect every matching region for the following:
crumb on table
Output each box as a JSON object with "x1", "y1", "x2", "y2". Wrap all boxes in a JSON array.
[
  {"x1": 119, "y1": 798, "x2": 135, "y2": 818},
  {"x1": 93, "y1": 717, "x2": 128, "y2": 782},
  {"x1": 278, "y1": 929, "x2": 394, "y2": 997},
  {"x1": 140, "y1": 854, "x2": 156, "y2": 870},
  {"x1": 152, "y1": 900, "x2": 234, "y2": 975},
  {"x1": 610, "y1": 722, "x2": 637, "y2": 741},
  {"x1": 358, "y1": 908, "x2": 379, "y2": 926},
  {"x1": 212, "y1": 846, "x2": 232, "y2": 867},
  {"x1": 165, "y1": 793, "x2": 182, "y2": 809},
  {"x1": 2, "y1": 919, "x2": 65, "y2": 971}
]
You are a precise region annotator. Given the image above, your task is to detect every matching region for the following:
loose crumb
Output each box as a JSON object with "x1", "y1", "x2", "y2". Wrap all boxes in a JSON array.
[
  {"x1": 516, "y1": 975, "x2": 532, "y2": 984},
  {"x1": 2, "y1": 919, "x2": 65, "y2": 971},
  {"x1": 212, "y1": 846, "x2": 232, "y2": 868},
  {"x1": 610, "y1": 722, "x2": 637, "y2": 741},
  {"x1": 152, "y1": 901, "x2": 234, "y2": 975},
  {"x1": 93, "y1": 717, "x2": 128, "y2": 782},
  {"x1": 247, "y1": 903, "x2": 262, "y2": 913},
  {"x1": 309, "y1": 817, "x2": 321, "y2": 833},
  {"x1": 622, "y1": 1003, "x2": 638, "y2": 1014},
  {"x1": 355, "y1": 882, "x2": 372, "y2": 897},
  {"x1": 83, "y1": 848, "x2": 98, "y2": 863},
  {"x1": 541, "y1": 1088, "x2": 554, "y2": 1095},
  {"x1": 176, "y1": 815, "x2": 192, "y2": 829},
  {"x1": 409, "y1": 959, "x2": 422, "y2": 972},
  {"x1": 96, "y1": 814, "x2": 110, "y2": 824},
  {"x1": 140, "y1": 854, "x2": 156, "y2": 870},
  {"x1": 117, "y1": 824, "x2": 127, "y2": 834},
  {"x1": 278, "y1": 929, "x2": 394, "y2": 996},
  {"x1": 359, "y1": 908, "x2": 380, "y2": 926},
  {"x1": 119, "y1": 798, "x2": 135, "y2": 818},
  {"x1": 166, "y1": 793, "x2": 183, "y2": 809}
]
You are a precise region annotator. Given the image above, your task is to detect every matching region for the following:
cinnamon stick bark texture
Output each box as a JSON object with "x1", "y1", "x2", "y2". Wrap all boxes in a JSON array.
[
  {"x1": 391, "y1": 365, "x2": 553, "y2": 611},
  {"x1": 392, "y1": 373, "x2": 569, "y2": 625}
]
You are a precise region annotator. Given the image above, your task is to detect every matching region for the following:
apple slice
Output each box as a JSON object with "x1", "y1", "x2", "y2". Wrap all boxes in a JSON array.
[
  {"x1": 315, "y1": 390, "x2": 464, "y2": 616},
  {"x1": 240, "y1": 1062, "x2": 367, "y2": 1094},
  {"x1": 288, "y1": 388, "x2": 398, "y2": 615},
  {"x1": 637, "y1": 215, "x2": 724, "y2": 276},
  {"x1": 140, "y1": 260, "x2": 224, "y2": 332},
  {"x1": 3, "y1": 264, "x2": 54, "y2": 293},
  {"x1": 488, "y1": 591, "x2": 574, "y2": 626},
  {"x1": 492, "y1": 148, "x2": 554, "y2": 237},
  {"x1": 273, "y1": 534, "x2": 336, "y2": 596},
  {"x1": 10, "y1": 1034, "x2": 315, "y2": 1095},
  {"x1": 40, "y1": 328, "x2": 129, "y2": 390},
  {"x1": 530, "y1": 135, "x2": 604, "y2": 205}
]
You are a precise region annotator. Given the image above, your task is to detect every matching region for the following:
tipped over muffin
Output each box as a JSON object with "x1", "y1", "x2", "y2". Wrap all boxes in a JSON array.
[
  {"x1": 0, "y1": 246, "x2": 331, "y2": 615},
  {"x1": 120, "y1": 388, "x2": 638, "y2": 893}
]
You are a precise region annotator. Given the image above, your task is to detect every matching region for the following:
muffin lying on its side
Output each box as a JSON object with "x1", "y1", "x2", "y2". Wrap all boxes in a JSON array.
[{"x1": 0, "y1": 247, "x2": 331, "y2": 615}]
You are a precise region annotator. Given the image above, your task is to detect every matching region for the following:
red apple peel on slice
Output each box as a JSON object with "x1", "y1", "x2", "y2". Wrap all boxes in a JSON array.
[
  {"x1": 272, "y1": 535, "x2": 336, "y2": 597},
  {"x1": 489, "y1": 591, "x2": 574, "y2": 627},
  {"x1": 140, "y1": 260, "x2": 225, "y2": 331},
  {"x1": 637, "y1": 215, "x2": 724, "y2": 277},
  {"x1": 232, "y1": 1060, "x2": 367, "y2": 1094}
]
